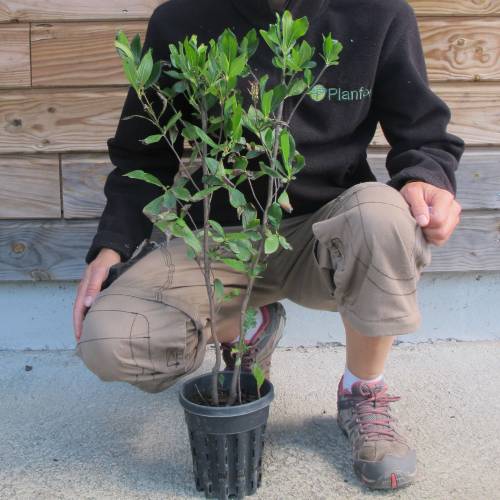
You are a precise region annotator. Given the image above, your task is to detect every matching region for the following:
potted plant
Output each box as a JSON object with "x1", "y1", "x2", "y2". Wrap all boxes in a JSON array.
[{"x1": 114, "y1": 10, "x2": 342, "y2": 498}]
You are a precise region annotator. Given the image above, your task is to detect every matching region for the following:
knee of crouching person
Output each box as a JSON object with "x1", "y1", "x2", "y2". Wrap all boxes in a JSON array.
[{"x1": 75, "y1": 315, "x2": 128, "y2": 383}]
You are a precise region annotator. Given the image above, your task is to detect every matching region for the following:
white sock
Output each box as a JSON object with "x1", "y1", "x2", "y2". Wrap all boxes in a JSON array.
[
  {"x1": 232, "y1": 307, "x2": 264, "y2": 344},
  {"x1": 342, "y1": 366, "x2": 384, "y2": 392}
]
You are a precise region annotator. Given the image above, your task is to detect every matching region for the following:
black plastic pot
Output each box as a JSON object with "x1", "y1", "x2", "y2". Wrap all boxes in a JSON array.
[{"x1": 179, "y1": 371, "x2": 274, "y2": 499}]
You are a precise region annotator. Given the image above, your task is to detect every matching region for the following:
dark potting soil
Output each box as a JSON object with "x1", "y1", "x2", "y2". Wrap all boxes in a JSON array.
[{"x1": 190, "y1": 386, "x2": 259, "y2": 407}]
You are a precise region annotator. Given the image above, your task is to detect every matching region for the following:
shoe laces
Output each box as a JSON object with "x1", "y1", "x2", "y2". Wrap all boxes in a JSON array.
[{"x1": 353, "y1": 383, "x2": 403, "y2": 442}]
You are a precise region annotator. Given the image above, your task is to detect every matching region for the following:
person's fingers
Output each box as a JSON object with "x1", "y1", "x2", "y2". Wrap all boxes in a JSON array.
[
  {"x1": 83, "y1": 265, "x2": 109, "y2": 308},
  {"x1": 73, "y1": 265, "x2": 109, "y2": 341},
  {"x1": 427, "y1": 188, "x2": 454, "y2": 229},
  {"x1": 423, "y1": 202, "x2": 461, "y2": 246},
  {"x1": 73, "y1": 270, "x2": 91, "y2": 341},
  {"x1": 402, "y1": 182, "x2": 430, "y2": 226}
]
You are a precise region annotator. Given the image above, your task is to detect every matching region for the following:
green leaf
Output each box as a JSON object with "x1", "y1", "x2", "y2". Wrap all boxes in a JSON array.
[
  {"x1": 144, "y1": 60, "x2": 163, "y2": 89},
  {"x1": 280, "y1": 129, "x2": 290, "y2": 167},
  {"x1": 218, "y1": 373, "x2": 225, "y2": 386},
  {"x1": 288, "y1": 78, "x2": 307, "y2": 97},
  {"x1": 279, "y1": 234, "x2": 292, "y2": 250},
  {"x1": 278, "y1": 190, "x2": 293, "y2": 213},
  {"x1": 214, "y1": 278, "x2": 224, "y2": 302},
  {"x1": 204, "y1": 157, "x2": 219, "y2": 175},
  {"x1": 322, "y1": 34, "x2": 343, "y2": 65},
  {"x1": 252, "y1": 362, "x2": 266, "y2": 390},
  {"x1": 264, "y1": 234, "x2": 280, "y2": 254},
  {"x1": 115, "y1": 40, "x2": 133, "y2": 60},
  {"x1": 142, "y1": 134, "x2": 163, "y2": 145},
  {"x1": 209, "y1": 219, "x2": 225, "y2": 237},
  {"x1": 191, "y1": 124, "x2": 219, "y2": 150},
  {"x1": 229, "y1": 188, "x2": 246, "y2": 209},
  {"x1": 244, "y1": 307, "x2": 257, "y2": 333},
  {"x1": 241, "y1": 28, "x2": 258, "y2": 58},
  {"x1": 261, "y1": 90, "x2": 273, "y2": 117},
  {"x1": 221, "y1": 258, "x2": 247, "y2": 273},
  {"x1": 124, "y1": 170, "x2": 164, "y2": 188},
  {"x1": 229, "y1": 54, "x2": 247, "y2": 78},
  {"x1": 268, "y1": 202, "x2": 282, "y2": 228},
  {"x1": 191, "y1": 186, "x2": 219, "y2": 202},
  {"x1": 164, "y1": 111, "x2": 182, "y2": 132},
  {"x1": 171, "y1": 186, "x2": 191, "y2": 201},
  {"x1": 290, "y1": 17, "x2": 309, "y2": 41},
  {"x1": 122, "y1": 59, "x2": 138, "y2": 89},
  {"x1": 130, "y1": 33, "x2": 142, "y2": 65},
  {"x1": 137, "y1": 49, "x2": 153, "y2": 85}
]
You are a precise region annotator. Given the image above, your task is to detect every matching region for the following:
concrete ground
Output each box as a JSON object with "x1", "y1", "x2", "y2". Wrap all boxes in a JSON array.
[{"x1": 1, "y1": 341, "x2": 499, "y2": 500}]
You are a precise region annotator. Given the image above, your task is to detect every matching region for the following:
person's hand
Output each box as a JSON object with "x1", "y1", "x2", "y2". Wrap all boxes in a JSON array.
[
  {"x1": 400, "y1": 180, "x2": 461, "y2": 246},
  {"x1": 73, "y1": 248, "x2": 121, "y2": 342}
]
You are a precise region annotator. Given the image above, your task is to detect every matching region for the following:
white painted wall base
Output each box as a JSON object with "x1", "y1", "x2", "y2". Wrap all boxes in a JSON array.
[{"x1": 0, "y1": 272, "x2": 499, "y2": 350}]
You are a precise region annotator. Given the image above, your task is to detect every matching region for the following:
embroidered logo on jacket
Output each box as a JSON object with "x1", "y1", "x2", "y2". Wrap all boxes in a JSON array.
[{"x1": 308, "y1": 84, "x2": 372, "y2": 102}]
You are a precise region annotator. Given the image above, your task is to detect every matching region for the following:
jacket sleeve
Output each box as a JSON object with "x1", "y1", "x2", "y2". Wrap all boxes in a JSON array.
[
  {"x1": 371, "y1": 1, "x2": 465, "y2": 196},
  {"x1": 85, "y1": 9, "x2": 187, "y2": 264}
]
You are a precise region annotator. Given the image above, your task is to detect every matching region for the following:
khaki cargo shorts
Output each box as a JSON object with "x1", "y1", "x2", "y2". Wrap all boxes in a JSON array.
[{"x1": 75, "y1": 181, "x2": 432, "y2": 393}]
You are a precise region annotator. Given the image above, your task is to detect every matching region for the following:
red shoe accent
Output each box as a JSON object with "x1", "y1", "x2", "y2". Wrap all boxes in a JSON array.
[
  {"x1": 246, "y1": 305, "x2": 271, "y2": 345},
  {"x1": 390, "y1": 473, "x2": 398, "y2": 489}
]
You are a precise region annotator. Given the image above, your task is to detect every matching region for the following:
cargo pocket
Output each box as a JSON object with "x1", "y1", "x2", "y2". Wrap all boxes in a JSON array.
[
  {"x1": 79, "y1": 292, "x2": 198, "y2": 391},
  {"x1": 311, "y1": 231, "x2": 341, "y2": 299}
]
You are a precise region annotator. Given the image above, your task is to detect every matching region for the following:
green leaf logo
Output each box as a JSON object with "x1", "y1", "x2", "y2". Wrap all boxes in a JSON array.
[{"x1": 308, "y1": 84, "x2": 327, "y2": 102}]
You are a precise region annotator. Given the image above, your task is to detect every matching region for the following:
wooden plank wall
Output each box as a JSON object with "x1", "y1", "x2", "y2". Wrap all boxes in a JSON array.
[{"x1": 0, "y1": 0, "x2": 499, "y2": 280}]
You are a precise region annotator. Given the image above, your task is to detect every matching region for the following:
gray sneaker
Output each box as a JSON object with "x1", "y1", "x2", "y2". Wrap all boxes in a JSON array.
[
  {"x1": 222, "y1": 302, "x2": 286, "y2": 380},
  {"x1": 337, "y1": 377, "x2": 417, "y2": 490}
]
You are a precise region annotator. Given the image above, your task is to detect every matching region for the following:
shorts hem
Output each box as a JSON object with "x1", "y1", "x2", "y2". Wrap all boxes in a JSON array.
[{"x1": 338, "y1": 306, "x2": 422, "y2": 337}]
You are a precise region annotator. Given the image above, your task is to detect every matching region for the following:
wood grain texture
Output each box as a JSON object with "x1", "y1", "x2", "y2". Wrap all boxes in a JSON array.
[
  {"x1": 369, "y1": 148, "x2": 500, "y2": 209},
  {"x1": 372, "y1": 82, "x2": 500, "y2": 147},
  {"x1": 31, "y1": 21, "x2": 147, "y2": 87},
  {"x1": 28, "y1": 18, "x2": 500, "y2": 87},
  {"x1": 61, "y1": 148, "x2": 500, "y2": 219},
  {"x1": 61, "y1": 153, "x2": 113, "y2": 218},
  {"x1": 0, "y1": 220, "x2": 97, "y2": 280},
  {"x1": 0, "y1": 0, "x2": 161, "y2": 22},
  {"x1": 427, "y1": 212, "x2": 500, "y2": 272},
  {"x1": 1, "y1": 83, "x2": 498, "y2": 153},
  {"x1": 0, "y1": 154, "x2": 61, "y2": 218},
  {"x1": 1, "y1": 213, "x2": 498, "y2": 280},
  {"x1": 409, "y1": 0, "x2": 500, "y2": 15},
  {"x1": 0, "y1": 24, "x2": 30, "y2": 87},
  {"x1": 419, "y1": 17, "x2": 500, "y2": 81},
  {"x1": 1, "y1": 0, "x2": 499, "y2": 22},
  {"x1": 0, "y1": 88, "x2": 125, "y2": 153}
]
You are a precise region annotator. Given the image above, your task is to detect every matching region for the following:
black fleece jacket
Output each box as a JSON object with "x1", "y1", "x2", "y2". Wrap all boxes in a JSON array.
[{"x1": 85, "y1": 0, "x2": 465, "y2": 264}]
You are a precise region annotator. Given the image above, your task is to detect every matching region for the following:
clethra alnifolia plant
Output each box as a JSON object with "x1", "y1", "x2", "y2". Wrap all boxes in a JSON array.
[{"x1": 114, "y1": 10, "x2": 343, "y2": 406}]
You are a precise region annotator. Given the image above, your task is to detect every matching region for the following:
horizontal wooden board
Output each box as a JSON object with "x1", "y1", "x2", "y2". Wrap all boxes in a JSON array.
[
  {"x1": 419, "y1": 17, "x2": 500, "y2": 81},
  {"x1": 0, "y1": 213, "x2": 498, "y2": 280},
  {"x1": 0, "y1": 0, "x2": 160, "y2": 22},
  {"x1": 31, "y1": 21, "x2": 147, "y2": 87},
  {"x1": 29, "y1": 18, "x2": 500, "y2": 87},
  {"x1": 409, "y1": 0, "x2": 500, "y2": 15},
  {"x1": 61, "y1": 148, "x2": 500, "y2": 219},
  {"x1": 0, "y1": 83, "x2": 498, "y2": 154},
  {"x1": 1, "y1": 0, "x2": 499, "y2": 22},
  {"x1": 372, "y1": 82, "x2": 500, "y2": 147},
  {"x1": 0, "y1": 88, "x2": 125, "y2": 153},
  {"x1": 61, "y1": 153, "x2": 113, "y2": 218},
  {"x1": 427, "y1": 212, "x2": 500, "y2": 272},
  {"x1": 0, "y1": 24, "x2": 30, "y2": 87},
  {"x1": 369, "y1": 148, "x2": 500, "y2": 210},
  {"x1": 0, "y1": 220, "x2": 97, "y2": 280},
  {"x1": 0, "y1": 154, "x2": 61, "y2": 218}
]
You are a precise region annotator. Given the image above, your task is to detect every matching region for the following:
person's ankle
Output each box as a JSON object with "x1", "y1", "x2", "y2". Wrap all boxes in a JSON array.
[{"x1": 341, "y1": 365, "x2": 384, "y2": 392}]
